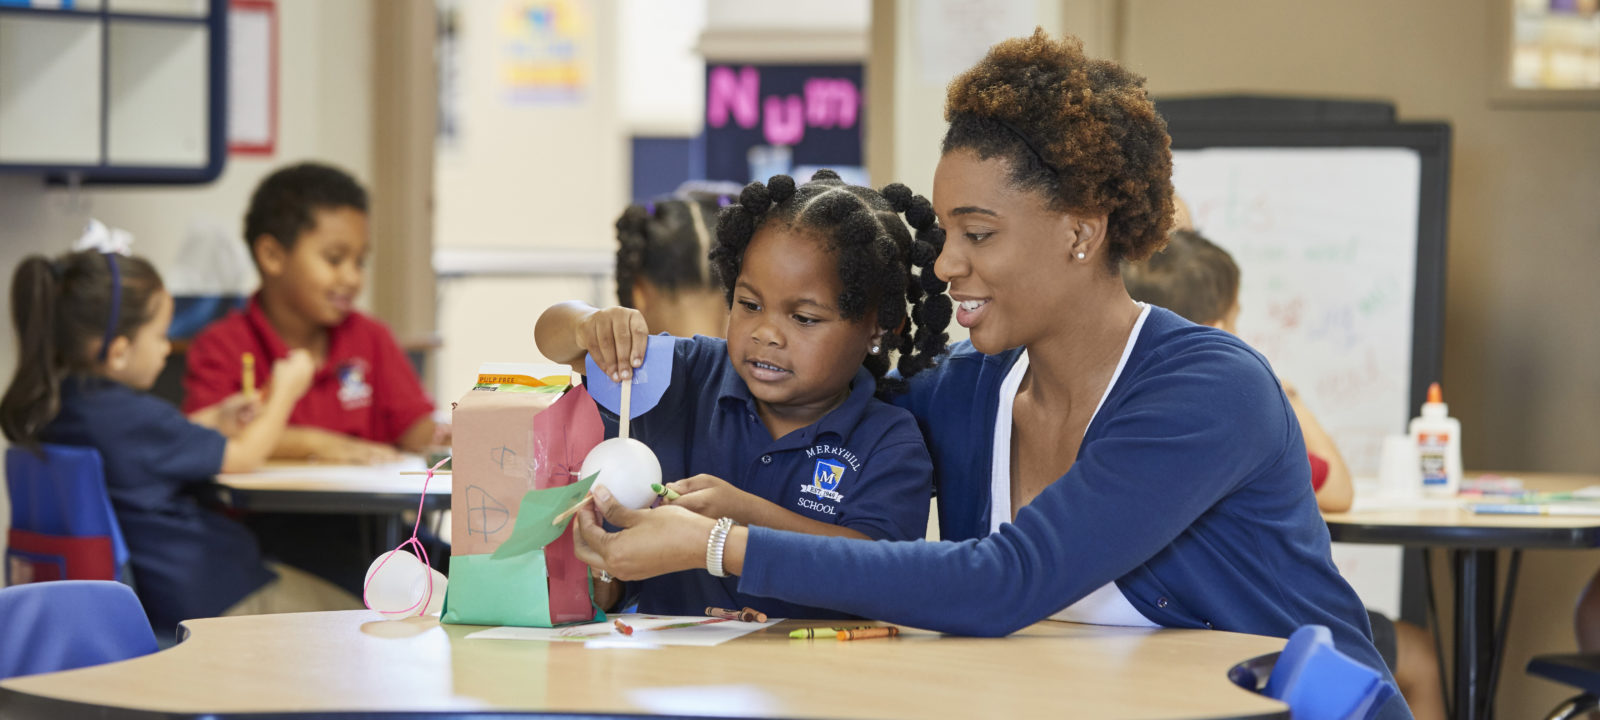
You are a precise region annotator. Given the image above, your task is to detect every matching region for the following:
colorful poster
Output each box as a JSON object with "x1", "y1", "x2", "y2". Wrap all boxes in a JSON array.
[
  {"x1": 498, "y1": 0, "x2": 588, "y2": 105},
  {"x1": 703, "y1": 63, "x2": 864, "y2": 184}
]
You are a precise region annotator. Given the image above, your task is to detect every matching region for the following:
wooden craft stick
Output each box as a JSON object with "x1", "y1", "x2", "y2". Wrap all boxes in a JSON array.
[
  {"x1": 619, "y1": 374, "x2": 632, "y2": 440},
  {"x1": 551, "y1": 495, "x2": 594, "y2": 526}
]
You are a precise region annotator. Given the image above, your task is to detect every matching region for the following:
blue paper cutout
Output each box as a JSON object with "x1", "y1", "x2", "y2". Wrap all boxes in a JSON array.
[{"x1": 585, "y1": 334, "x2": 674, "y2": 420}]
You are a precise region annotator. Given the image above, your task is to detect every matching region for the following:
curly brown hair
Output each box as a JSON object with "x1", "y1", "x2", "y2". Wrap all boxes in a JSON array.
[{"x1": 942, "y1": 29, "x2": 1174, "y2": 267}]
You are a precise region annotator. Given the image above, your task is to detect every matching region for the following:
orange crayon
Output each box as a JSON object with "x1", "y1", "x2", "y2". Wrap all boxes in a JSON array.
[{"x1": 837, "y1": 626, "x2": 899, "y2": 641}]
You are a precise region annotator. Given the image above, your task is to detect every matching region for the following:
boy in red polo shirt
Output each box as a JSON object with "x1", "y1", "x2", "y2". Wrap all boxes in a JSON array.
[{"x1": 183, "y1": 162, "x2": 441, "y2": 462}]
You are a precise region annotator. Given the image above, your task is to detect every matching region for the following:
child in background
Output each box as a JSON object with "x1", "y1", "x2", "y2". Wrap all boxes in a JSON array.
[
  {"x1": 537, "y1": 171, "x2": 949, "y2": 618},
  {"x1": 614, "y1": 188, "x2": 736, "y2": 339},
  {"x1": 182, "y1": 162, "x2": 441, "y2": 462},
  {"x1": 1123, "y1": 228, "x2": 1443, "y2": 720},
  {"x1": 181, "y1": 162, "x2": 443, "y2": 593},
  {"x1": 0, "y1": 251, "x2": 360, "y2": 634}
]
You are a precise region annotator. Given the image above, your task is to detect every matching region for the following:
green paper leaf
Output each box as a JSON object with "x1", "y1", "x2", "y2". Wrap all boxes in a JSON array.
[{"x1": 490, "y1": 472, "x2": 598, "y2": 560}]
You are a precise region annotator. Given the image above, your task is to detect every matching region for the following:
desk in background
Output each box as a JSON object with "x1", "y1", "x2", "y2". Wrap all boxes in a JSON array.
[
  {"x1": 0, "y1": 610, "x2": 1288, "y2": 719},
  {"x1": 212, "y1": 458, "x2": 451, "y2": 568},
  {"x1": 1325, "y1": 472, "x2": 1600, "y2": 720},
  {"x1": 213, "y1": 458, "x2": 450, "y2": 516}
]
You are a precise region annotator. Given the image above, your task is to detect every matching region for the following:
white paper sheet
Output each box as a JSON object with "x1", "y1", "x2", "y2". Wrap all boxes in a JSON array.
[{"x1": 465, "y1": 613, "x2": 781, "y2": 647}]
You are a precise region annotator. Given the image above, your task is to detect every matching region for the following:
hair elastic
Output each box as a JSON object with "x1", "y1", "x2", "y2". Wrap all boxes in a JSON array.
[{"x1": 97, "y1": 252, "x2": 122, "y2": 362}]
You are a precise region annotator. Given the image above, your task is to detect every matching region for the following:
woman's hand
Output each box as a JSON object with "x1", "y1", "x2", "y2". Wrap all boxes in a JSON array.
[
  {"x1": 574, "y1": 486, "x2": 716, "y2": 582},
  {"x1": 576, "y1": 307, "x2": 649, "y2": 383},
  {"x1": 666, "y1": 474, "x2": 757, "y2": 521}
]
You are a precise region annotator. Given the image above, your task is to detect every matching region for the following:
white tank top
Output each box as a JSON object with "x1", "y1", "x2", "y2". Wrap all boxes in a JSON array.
[{"x1": 988, "y1": 303, "x2": 1159, "y2": 627}]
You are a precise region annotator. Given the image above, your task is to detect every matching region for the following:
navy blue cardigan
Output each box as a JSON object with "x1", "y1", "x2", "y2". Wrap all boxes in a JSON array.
[{"x1": 738, "y1": 307, "x2": 1409, "y2": 719}]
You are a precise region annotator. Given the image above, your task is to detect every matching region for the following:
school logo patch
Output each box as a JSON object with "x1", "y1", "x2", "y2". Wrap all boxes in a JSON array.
[
  {"x1": 803, "y1": 459, "x2": 846, "y2": 502},
  {"x1": 337, "y1": 360, "x2": 373, "y2": 410}
]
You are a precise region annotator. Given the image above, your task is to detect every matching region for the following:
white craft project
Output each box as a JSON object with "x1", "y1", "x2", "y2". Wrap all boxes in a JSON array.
[{"x1": 579, "y1": 437, "x2": 662, "y2": 510}]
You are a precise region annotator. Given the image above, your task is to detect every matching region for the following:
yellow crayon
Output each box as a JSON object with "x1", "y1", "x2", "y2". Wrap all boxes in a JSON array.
[
  {"x1": 241, "y1": 353, "x2": 256, "y2": 400},
  {"x1": 788, "y1": 626, "x2": 876, "y2": 639}
]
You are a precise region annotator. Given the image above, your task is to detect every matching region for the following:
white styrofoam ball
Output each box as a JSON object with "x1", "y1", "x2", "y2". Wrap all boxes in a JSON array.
[{"x1": 579, "y1": 437, "x2": 662, "y2": 510}]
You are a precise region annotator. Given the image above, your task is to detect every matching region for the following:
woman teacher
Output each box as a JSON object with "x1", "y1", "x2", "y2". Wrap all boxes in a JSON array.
[{"x1": 574, "y1": 30, "x2": 1408, "y2": 720}]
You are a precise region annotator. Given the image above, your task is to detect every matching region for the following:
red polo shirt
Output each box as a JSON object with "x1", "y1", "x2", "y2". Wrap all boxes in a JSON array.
[{"x1": 182, "y1": 296, "x2": 434, "y2": 444}]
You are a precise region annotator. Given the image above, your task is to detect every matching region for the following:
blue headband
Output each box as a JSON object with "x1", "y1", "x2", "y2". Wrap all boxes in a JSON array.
[{"x1": 98, "y1": 252, "x2": 122, "y2": 362}]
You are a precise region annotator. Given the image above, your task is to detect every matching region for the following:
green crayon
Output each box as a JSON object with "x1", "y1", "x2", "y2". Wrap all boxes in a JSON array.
[{"x1": 651, "y1": 483, "x2": 681, "y2": 500}]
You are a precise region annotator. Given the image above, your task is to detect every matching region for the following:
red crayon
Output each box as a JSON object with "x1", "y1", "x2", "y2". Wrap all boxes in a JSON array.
[{"x1": 613, "y1": 619, "x2": 634, "y2": 636}]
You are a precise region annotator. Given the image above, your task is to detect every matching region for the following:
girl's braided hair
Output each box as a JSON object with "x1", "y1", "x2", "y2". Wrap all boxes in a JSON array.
[
  {"x1": 614, "y1": 191, "x2": 731, "y2": 308},
  {"x1": 710, "y1": 170, "x2": 950, "y2": 397}
]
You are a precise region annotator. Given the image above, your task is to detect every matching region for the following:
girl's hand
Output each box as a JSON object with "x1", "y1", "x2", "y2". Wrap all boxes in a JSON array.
[
  {"x1": 212, "y1": 392, "x2": 261, "y2": 438},
  {"x1": 666, "y1": 474, "x2": 756, "y2": 522},
  {"x1": 576, "y1": 307, "x2": 648, "y2": 382},
  {"x1": 574, "y1": 486, "x2": 714, "y2": 582}
]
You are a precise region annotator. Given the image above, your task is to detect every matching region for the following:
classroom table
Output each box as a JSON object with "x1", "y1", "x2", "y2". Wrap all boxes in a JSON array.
[
  {"x1": 213, "y1": 458, "x2": 451, "y2": 552},
  {"x1": 1323, "y1": 472, "x2": 1600, "y2": 720},
  {"x1": 213, "y1": 458, "x2": 451, "y2": 515},
  {"x1": 0, "y1": 610, "x2": 1289, "y2": 719}
]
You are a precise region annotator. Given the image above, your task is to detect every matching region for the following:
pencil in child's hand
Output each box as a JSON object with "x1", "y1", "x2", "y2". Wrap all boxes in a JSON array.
[{"x1": 241, "y1": 353, "x2": 256, "y2": 400}]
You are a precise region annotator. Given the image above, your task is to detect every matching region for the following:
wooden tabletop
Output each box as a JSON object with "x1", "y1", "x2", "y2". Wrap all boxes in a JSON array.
[
  {"x1": 0, "y1": 611, "x2": 1288, "y2": 719},
  {"x1": 1325, "y1": 472, "x2": 1600, "y2": 548}
]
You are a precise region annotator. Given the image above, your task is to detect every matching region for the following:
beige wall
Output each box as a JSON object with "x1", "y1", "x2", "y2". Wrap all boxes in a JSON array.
[
  {"x1": 431, "y1": 0, "x2": 624, "y2": 404},
  {"x1": 1115, "y1": 0, "x2": 1600, "y2": 476},
  {"x1": 1115, "y1": 1, "x2": 1599, "y2": 714},
  {"x1": 0, "y1": 0, "x2": 375, "y2": 567}
]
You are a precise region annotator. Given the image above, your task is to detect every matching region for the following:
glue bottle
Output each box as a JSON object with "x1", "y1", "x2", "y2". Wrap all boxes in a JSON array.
[{"x1": 1409, "y1": 382, "x2": 1462, "y2": 497}]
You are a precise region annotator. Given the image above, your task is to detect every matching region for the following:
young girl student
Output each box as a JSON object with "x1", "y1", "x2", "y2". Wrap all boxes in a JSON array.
[
  {"x1": 536, "y1": 171, "x2": 951, "y2": 618},
  {"x1": 614, "y1": 188, "x2": 737, "y2": 339},
  {"x1": 0, "y1": 250, "x2": 360, "y2": 633}
]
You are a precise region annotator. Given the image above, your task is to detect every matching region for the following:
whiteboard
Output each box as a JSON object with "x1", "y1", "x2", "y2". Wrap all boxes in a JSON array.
[
  {"x1": 1171, "y1": 143, "x2": 1445, "y2": 619},
  {"x1": 1172, "y1": 147, "x2": 1421, "y2": 476}
]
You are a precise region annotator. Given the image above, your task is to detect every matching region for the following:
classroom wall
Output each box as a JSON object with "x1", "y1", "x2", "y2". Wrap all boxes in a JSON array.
[
  {"x1": 431, "y1": 0, "x2": 625, "y2": 402},
  {"x1": 0, "y1": 0, "x2": 375, "y2": 568},
  {"x1": 1113, "y1": 1, "x2": 1598, "y2": 714}
]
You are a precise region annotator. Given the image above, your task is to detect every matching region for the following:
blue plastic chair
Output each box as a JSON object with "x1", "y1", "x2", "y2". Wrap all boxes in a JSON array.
[
  {"x1": 4, "y1": 444, "x2": 130, "y2": 585},
  {"x1": 0, "y1": 580, "x2": 157, "y2": 680},
  {"x1": 1264, "y1": 625, "x2": 1398, "y2": 720}
]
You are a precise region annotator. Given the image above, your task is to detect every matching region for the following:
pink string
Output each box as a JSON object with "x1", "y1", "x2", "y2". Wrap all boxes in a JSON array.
[{"x1": 363, "y1": 455, "x2": 450, "y2": 617}]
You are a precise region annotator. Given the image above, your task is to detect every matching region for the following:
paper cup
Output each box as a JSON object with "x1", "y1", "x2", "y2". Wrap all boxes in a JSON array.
[
  {"x1": 1377, "y1": 434, "x2": 1421, "y2": 499},
  {"x1": 364, "y1": 550, "x2": 447, "y2": 618}
]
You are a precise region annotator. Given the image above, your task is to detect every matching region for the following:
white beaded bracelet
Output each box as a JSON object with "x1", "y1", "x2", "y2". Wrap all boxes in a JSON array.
[{"x1": 706, "y1": 517, "x2": 734, "y2": 577}]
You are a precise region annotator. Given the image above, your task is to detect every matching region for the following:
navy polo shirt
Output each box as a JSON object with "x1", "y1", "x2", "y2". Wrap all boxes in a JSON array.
[
  {"x1": 43, "y1": 376, "x2": 274, "y2": 632},
  {"x1": 604, "y1": 335, "x2": 932, "y2": 619}
]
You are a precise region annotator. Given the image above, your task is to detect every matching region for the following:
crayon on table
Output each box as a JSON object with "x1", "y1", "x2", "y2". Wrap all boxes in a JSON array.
[
  {"x1": 787, "y1": 626, "x2": 877, "y2": 639},
  {"x1": 838, "y1": 627, "x2": 899, "y2": 641},
  {"x1": 707, "y1": 606, "x2": 768, "y2": 622}
]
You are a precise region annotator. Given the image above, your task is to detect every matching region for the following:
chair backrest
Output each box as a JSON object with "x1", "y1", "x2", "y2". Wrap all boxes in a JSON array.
[
  {"x1": 5, "y1": 444, "x2": 129, "y2": 584},
  {"x1": 0, "y1": 580, "x2": 157, "y2": 680},
  {"x1": 1264, "y1": 624, "x2": 1398, "y2": 720}
]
